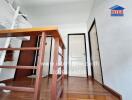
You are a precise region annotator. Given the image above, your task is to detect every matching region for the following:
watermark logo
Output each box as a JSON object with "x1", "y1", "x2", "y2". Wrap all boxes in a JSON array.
[{"x1": 110, "y1": 5, "x2": 125, "y2": 16}]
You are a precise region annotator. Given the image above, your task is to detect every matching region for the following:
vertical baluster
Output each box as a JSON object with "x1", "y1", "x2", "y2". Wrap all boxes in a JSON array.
[
  {"x1": 51, "y1": 38, "x2": 59, "y2": 100},
  {"x1": 33, "y1": 32, "x2": 46, "y2": 100},
  {"x1": 61, "y1": 47, "x2": 64, "y2": 91}
]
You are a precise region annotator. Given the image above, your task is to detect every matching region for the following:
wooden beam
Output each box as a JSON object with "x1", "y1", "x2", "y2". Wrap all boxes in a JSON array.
[
  {"x1": 0, "y1": 26, "x2": 58, "y2": 34},
  {"x1": 0, "y1": 27, "x2": 65, "y2": 49}
]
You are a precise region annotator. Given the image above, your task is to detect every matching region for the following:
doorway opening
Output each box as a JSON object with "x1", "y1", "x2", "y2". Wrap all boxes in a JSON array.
[
  {"x1": 88, "y1": 19, "x2": 104, "y2": 84},
  {"x1": 67, "y1": 34, "x2": 88, "y2": 77}
]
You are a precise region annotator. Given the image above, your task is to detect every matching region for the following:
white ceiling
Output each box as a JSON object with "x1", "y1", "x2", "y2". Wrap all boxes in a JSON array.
[{"x1": 14, "y1": 0, "x2": 95, "y2": 26}]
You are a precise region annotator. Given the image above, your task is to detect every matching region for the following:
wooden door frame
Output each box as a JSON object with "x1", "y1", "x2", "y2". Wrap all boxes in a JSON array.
[
  {"x1": 67, "y1": 33, "x2": 88, "y2": 77},
  {"x1": 88, "y1": 19, "x2": 104, "y2": 84}
]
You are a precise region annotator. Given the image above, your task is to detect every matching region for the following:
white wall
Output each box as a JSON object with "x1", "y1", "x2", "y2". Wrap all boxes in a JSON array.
[
  {"x1": 49, "y1": 23, "x2": 91, "y2": 76},
  {"x1": 87, "y1": 0, "x2": 132, "y2": 100}
]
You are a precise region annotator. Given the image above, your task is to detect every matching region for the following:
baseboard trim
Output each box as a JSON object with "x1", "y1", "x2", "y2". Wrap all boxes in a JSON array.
[
  {"x1": 103, "y1": 84, "x2": 122, "y2": 100},
  {"x1": 94, "y1": 79, "x2": 122, "y2": 100}
]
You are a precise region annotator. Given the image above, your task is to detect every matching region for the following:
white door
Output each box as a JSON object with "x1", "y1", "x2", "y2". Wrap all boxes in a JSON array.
[
  {"x1": 90, "y1": 24, "x2": 103, "y2": 84},
  {"x1": 68, "y1": 35, "x2": 87, "y2": 77}
]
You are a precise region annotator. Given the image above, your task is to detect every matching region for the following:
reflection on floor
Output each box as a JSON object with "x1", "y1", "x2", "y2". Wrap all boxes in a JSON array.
[{"x1": 0, "y1": 77, "x2": 119, "y2": 100}]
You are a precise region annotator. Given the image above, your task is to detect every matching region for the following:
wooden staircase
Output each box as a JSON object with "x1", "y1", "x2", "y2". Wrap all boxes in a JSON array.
[{"x1": 0, "y1": 27, "x2": 65, "y2": 100}]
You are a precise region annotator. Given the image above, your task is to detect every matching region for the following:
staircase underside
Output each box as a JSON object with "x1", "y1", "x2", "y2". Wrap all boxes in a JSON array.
[{"x1": 15, "y1": 35, "x2": 38, "y2": 79}]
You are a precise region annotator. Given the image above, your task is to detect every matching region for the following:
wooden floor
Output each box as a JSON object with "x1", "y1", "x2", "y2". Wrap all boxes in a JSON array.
[{"x1": 0, "y1": 77, "x2": 119, "y2": 100}]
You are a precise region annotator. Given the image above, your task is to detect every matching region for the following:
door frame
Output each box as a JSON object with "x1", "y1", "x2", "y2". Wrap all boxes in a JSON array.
[
  {"x1": 88, "y1": 19, "x2": 104, "y2": 84},
  {"x1": 67, "y1": 33, "x2": 88, "y2": 77}
]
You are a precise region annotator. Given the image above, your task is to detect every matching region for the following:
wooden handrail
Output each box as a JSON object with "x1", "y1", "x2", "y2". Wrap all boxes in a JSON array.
[{"x1": 0, "y1": 26, "x2": 65, "y2": 49}]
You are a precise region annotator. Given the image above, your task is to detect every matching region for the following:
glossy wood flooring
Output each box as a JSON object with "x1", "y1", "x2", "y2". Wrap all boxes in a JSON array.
[{"x1": 0, "y1": 77, "x2": 119, "y2": 100}]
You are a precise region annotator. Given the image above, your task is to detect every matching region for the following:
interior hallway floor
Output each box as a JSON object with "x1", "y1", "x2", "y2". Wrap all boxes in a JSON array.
[{"x1": 0, "y1": 77, "x2": 119, "y2": 100}]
